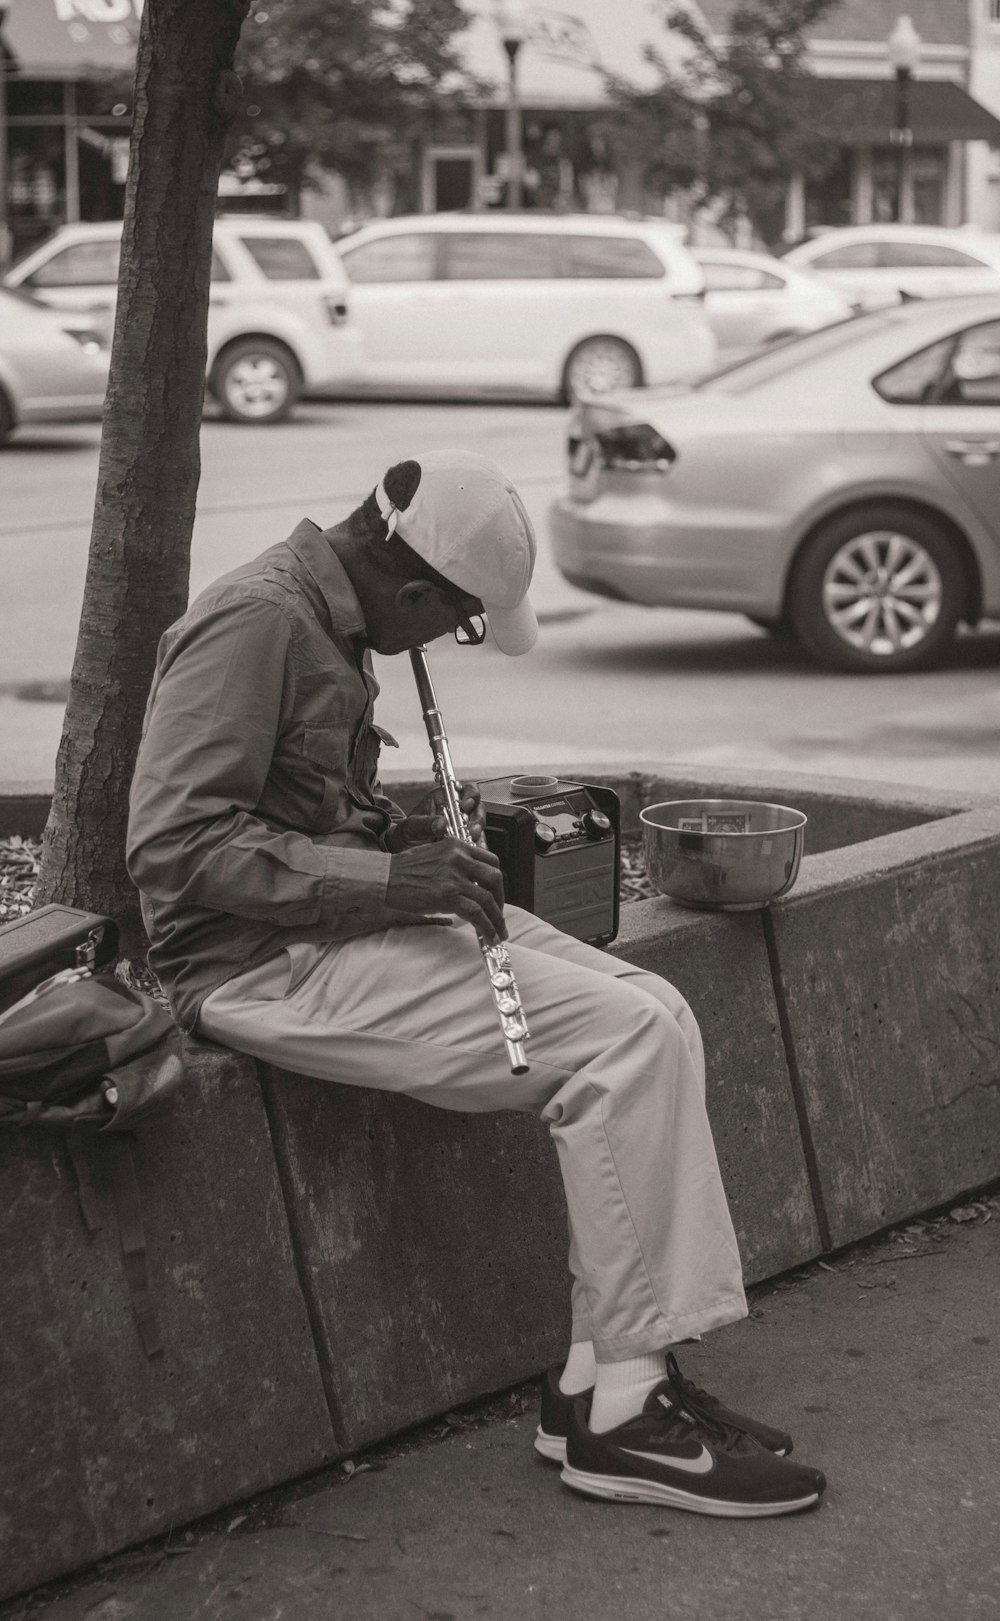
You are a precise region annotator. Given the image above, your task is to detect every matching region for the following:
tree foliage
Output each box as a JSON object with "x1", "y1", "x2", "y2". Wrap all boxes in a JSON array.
[
  {"x1": 229, "y1": 0, "x2": 475, "y2": 202},
  {"x1": 614, "y1": 0, "x2": 840, "y2": 244}
]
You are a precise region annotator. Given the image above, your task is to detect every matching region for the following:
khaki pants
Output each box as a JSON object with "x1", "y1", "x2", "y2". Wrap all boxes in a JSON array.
[{"x1": 199, "y1": 904, "x2": 747, "y2": 1362}]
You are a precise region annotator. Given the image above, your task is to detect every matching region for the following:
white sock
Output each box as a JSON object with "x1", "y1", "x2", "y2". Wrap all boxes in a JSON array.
[
  {"x1": 588, "y1": 1352, "x2": 668, "y2": 1434},
  {"x1": 559, "y1": 1340, "x2": 597, "y2": 1395}
]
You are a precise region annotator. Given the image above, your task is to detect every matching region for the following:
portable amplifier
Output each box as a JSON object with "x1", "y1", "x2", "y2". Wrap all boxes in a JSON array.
[{"x1": 479, "y1": 775, "x2": 620, "y2": 946}]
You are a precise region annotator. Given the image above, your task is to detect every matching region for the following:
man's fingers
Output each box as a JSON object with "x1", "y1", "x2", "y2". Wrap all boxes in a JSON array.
[{"x1": 455, "y1": 884, "x2": 507, "y2": 943}]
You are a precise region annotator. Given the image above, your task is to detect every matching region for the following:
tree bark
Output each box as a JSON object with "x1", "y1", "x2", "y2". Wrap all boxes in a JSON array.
[{"x1": 37, "y1": 0, "x2": 251, "y2": 956}]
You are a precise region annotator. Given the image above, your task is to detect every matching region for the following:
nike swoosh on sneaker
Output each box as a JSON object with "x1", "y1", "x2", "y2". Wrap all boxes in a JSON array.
[{"x1": 619, "y1": 1444, "x2": 715, "y2": 1475}]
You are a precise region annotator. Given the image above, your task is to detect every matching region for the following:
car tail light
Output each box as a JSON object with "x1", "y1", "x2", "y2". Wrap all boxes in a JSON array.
[
  {"x1": 324, "y1": 297, "x2": 349, "y2": 325},
  {"x1": 595, "y1": 424, "x2": 675, "y2": 471}
]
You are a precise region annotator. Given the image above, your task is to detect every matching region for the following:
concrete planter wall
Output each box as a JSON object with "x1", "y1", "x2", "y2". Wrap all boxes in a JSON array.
[{"x1": 2, "y1": 767, "x2": 998, "y2": 1601}]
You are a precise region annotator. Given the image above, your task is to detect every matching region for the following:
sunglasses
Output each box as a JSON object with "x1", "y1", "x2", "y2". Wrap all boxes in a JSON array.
[
  {"x1": 455, "y1": 612, "x2": 487, "y2": 646},
  {"x1": 453, "y1": 612, "x2": 486, "y2": 645}
]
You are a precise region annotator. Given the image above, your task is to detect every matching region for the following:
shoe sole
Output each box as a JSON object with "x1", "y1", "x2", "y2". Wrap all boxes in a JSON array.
[
  {"x1": 536, "y1": 1429, "x2": 788, "y2": 1465},
  {"x1": 560, "y1": 1464, "x2": 821, "y2": 1518},
  {"x1": 534, "y1": 1426, "x2": 567, "y2": 1463}
]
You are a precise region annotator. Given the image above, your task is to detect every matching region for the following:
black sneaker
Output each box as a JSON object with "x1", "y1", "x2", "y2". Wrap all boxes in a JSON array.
[
  {"x1": 665, "y1": 1352, "x2": 793, "y2": 1457},
  {"x1": 535, "y1": 1366, "x2": 590, "y2": 1463},
  {"x1": 561, "y1": 1381, "x2": 825, "y2": 1518},
  {"x1": 535, "y1": 1357, "x2": 793, "y2": 1464}
]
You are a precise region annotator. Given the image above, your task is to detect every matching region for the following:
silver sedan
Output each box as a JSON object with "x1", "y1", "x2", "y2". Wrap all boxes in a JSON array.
[
  {"x1": 0, "y1": 287, "x2": 109, "y2": 444},
  {"x1": 550, "y1": 296, "x2": 1000, "y2": 672}
]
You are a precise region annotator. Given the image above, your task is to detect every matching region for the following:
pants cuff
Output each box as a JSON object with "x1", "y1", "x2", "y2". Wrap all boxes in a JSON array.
[{"x1": 593, "y1": 1290, "x2": 748, "y2": 1364}]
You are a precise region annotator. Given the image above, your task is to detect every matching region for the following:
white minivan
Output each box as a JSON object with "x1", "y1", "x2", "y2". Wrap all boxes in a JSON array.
[
  {"x1": 5, "y1": 217, "x2": 363, "y2": 423},
  {"x1": 336, "y1": 213, "x2": 716, "y2": 399}
]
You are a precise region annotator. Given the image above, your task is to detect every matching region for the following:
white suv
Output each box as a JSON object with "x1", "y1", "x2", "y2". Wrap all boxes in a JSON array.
[
  {"x1": 336, "y1": 213, "x2": 715, "y2": 399},
  {"x1": 783, "y1": 225, "x2": 1000, "y2": 313},
  {"x1": 4, "y1": 217, "x2": 363, "y2": 424}
]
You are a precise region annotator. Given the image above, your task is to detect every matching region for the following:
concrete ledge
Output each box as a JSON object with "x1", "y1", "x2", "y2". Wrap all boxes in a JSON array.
[
  {"x1": 766, "y1": 807, "x2": 1000, "y2": 1249},
  {"x1": 0, "y1": 1043, "x2": 334, "y2": 1600},
  {"x1": 260, "y1": 1075, "x2": 571, "y2": 1453},
  {"x1": 3, "y1": 767, "x2": 1000, "y2": 1601}
]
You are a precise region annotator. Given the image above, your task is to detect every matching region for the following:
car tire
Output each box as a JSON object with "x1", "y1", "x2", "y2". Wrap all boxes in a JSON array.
[
  {"x1": 788, "y1": 503, "x2": 967, "y2": 673},
  {"x1": 0, "y1": 388, "x2": 14, "y2": 446},
  {"x1": 210, "y1": 339, "x2": 301, "y2": 425},
  {"x1": 562, "y1": 337, "x2": 642, "y2": 402}
]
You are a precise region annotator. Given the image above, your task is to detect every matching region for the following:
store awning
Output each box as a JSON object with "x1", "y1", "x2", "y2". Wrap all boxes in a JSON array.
[
  {"x1": 806, "y1": 76, "x2": 1000, "y2": 147},
  {"x1": 2, "y1": 0, "x2": 140, "y2": 78}
]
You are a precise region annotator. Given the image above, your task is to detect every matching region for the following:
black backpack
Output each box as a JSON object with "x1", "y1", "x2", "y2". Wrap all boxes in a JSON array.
[{"x1": 0, "y1": 906, "x2": 184, "y2": 1356}]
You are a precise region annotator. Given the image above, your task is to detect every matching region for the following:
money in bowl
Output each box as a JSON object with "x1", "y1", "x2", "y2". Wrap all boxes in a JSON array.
[{"x1": 639, "y1": 798, "x2": 807, "y2": 912}]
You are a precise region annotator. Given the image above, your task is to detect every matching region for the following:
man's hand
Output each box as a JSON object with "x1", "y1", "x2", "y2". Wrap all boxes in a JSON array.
[
  {"x1": 385, "y1": 783, "x2": 488, "y2": 851},
  {"x1": 386, "y1": 837, "x2": 507, "y2": 943}
]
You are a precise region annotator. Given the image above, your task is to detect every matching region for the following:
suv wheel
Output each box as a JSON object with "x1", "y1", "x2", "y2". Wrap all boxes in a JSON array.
[
  {"x1": 789, "y1": 503, "x2": 966, "y2": 672},
  {"x1": 211, "y1": 339, "x2": 301, "y2": 424},
  {"x1": 563, "y1": 337, "x2": 641, "y2": 402}
]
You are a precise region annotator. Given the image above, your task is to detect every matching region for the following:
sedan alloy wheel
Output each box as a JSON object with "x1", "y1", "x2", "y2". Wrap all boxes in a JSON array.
[
  {"x1": 823, "y1": 530, "x2": 942, "y2": 657},
  {"x1": 789, "y1": 504, "x2": 966, "y2": 672}
]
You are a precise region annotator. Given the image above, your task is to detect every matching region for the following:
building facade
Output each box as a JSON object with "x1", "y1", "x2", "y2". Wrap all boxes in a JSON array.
[{"x1": 5, "y1": 0, "x2": 1000, "y2": 254}]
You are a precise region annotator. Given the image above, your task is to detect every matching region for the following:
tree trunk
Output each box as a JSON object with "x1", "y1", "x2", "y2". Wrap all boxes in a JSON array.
[{"x1": 37, "y1": 0, "x2": 250, "y2": 957}]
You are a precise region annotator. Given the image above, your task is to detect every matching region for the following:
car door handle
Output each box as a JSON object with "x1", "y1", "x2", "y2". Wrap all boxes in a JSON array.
[{"x1": 943, "y1": 439, "x2": 1000, "y2": 464}]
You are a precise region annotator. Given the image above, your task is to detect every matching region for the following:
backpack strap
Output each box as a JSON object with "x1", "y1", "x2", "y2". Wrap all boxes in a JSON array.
[
  {"x1": 63, "y1": 1129, "x2": 164, "y2": 1359},
  {"x1": 64, "y1": 1127, "x2": 103, "y2": 1233},
  {"x1": 105, "y1": 1135, "x2": 164, "y2": 1360}
]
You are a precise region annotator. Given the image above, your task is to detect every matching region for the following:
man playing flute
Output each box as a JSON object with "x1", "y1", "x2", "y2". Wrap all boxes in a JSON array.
[{"x1": 127, "y1": 448, "x2": 826, "y2": 1519}]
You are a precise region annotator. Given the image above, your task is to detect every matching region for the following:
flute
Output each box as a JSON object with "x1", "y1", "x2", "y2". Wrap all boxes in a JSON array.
[{"x1": 409, "y1": 645, "x2": 529, "y2": 1076}]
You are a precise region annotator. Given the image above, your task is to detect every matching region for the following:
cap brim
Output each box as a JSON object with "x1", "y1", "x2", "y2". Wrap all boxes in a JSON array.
[{"x1": 485, "y1": 596, "x2": 538, "y2": 657}]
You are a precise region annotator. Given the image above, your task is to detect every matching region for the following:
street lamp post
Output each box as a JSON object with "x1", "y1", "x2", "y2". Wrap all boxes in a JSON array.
[
  {"x1": 495, "y1": 0, "x2": 528, "y2": 210},
  {"x1": 887, "y1": 14, "x2": 922, "y2": 225},
  {"x1": 0, "y1": 0, "x2": 12, "y2": 271}
]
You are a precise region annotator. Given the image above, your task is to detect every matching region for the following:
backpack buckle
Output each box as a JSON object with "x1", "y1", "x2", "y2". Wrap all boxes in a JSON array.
[{"x1": 75, "y1": 926, "x2": 105, "y2": 971}]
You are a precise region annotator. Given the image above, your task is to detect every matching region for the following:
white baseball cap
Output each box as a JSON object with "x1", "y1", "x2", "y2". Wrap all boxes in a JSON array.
[{"x1": 374, "y1": 449, "x2": 538, "y2": 656}]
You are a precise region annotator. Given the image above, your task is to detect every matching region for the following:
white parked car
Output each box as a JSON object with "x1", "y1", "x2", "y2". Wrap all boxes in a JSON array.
[
  {"x1": 782, "y1": 225, "x2": 1000, "y2": 312},
  {"x1": 0, "y1": 286, "x2": 109, "y2": 444},
  {"x1": 693, "y1": 247, "x2": 853, "y2": 358},
  {"x1": 335, "y1": 213, "x2": 716, "y2": 399},
  {"x1": 4, "y1": 217, "x2": 363, "y2": 424}
]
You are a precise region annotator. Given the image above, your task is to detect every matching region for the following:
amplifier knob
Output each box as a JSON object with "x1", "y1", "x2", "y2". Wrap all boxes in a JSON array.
[
  {"x1": 581, "y1": 809, "x2": 612, "y2": 839},
  {"x1": 534, "y1": 822, "x2": 557, "y2": 853}
]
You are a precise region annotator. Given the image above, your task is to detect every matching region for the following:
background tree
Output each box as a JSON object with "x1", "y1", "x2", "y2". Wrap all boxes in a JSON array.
[
  {"x1": 229, "y1": 0, "x2": 475, "y2": 214},
  {"x1": 614, "y1": 0, "x2": 839, "y2": 245},
  {"x1": 37, "y1": 0, "x2": 251, "y2": 953}
]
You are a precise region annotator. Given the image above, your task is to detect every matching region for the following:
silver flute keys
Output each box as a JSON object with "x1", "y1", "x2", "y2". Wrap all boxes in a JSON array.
[{"x1": 409, "y1": 645, "x2": 530, "y2": 1075}]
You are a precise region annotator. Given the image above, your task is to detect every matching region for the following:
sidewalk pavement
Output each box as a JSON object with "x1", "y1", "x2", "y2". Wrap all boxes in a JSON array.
[{"x1": 3, "y1": 1195, "x2": 997, "y2": 1621}]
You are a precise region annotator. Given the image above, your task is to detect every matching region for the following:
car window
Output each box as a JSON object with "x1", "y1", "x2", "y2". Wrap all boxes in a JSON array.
[
  {"x1": 238, "y1": 234, "x2": 321, "y2": 280},
  {"x1": 698, "y1": 310, "x2": 894, "y2": 393},
  {"x1": 444, "y1": 233, "x2": 560, "y2": 280},
  {"x1": 210, "y1": 249, "x2": 231, "y2": 283},
  {"x1": 340, "y1": 234, "x2": 437, "y2": 283},
  {"x1": 876, "y1": 241, "x2": 987, "y2": 269},
  {"x1": 699, "y1": 261, "x2": 783, "y2": 292},
  {"x1": 809, "y1": 241, "x2": 879, "y2": 270},
  {"x1": 563, "y1": 235, "x2": 664, "y2": 279},
  {"x1": 873, "y1": 338, "x2": 954, "y2": 404},
  {"x1": 938, "y1": 321, "x2": 1000, "y2": 405},
  {"x1": 27, "y1": 239, "x2": 120, "y2": 287}
]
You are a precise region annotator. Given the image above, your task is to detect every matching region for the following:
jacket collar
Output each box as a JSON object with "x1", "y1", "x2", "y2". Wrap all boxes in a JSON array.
[{"x1": 285, "y1": 518, "x2": 367, "y2": 640}]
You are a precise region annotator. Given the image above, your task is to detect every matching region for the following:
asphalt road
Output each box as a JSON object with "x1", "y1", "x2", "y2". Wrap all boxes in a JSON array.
[{"x1": 3, "y1": 399, "x2": 1000, "y2": 792}]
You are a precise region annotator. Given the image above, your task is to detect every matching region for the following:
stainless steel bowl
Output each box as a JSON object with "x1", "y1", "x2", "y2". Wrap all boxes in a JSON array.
[{"x1": 639, "y1": 799, "x2": 807, "y2": 912}]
